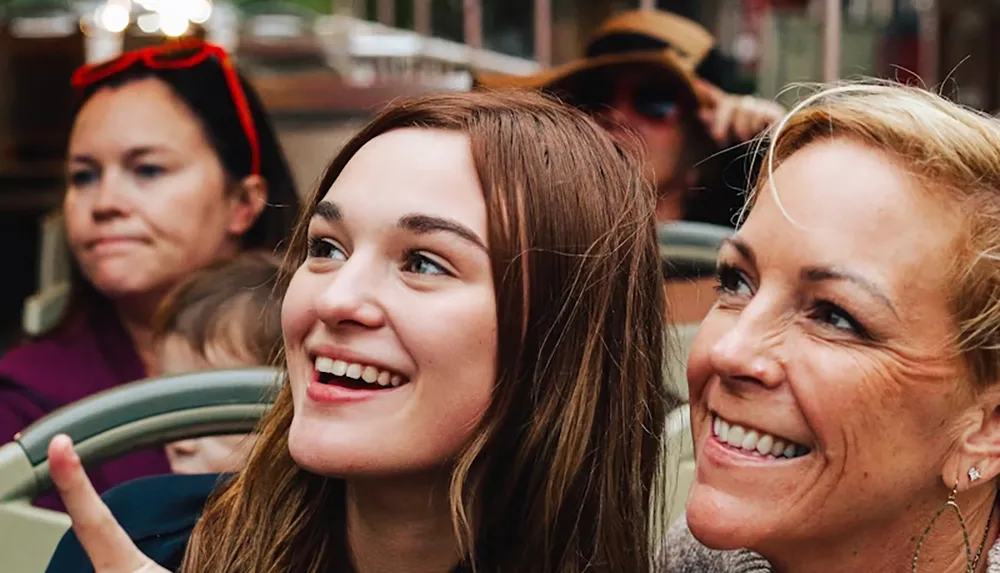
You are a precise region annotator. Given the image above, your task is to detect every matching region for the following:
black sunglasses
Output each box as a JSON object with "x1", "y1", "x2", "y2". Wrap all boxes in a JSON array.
[{"x1": 570, "y1": 81, "x2": 682, "y2": 121}]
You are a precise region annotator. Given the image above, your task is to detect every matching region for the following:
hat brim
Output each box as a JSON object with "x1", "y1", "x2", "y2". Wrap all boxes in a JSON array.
[{"x1": 475, "y1": 51, "x2": 703, "y2": 105}]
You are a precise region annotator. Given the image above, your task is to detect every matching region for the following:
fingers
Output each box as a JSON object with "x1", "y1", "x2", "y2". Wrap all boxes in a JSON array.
[
  {"x1": 700, "y1": 94, "x2": 786, "y2": 145},
  {"x1": 733, "y1": 100, "x2": 761, "y2": 142},
  {"x1": 708, "y1": 96, "x2": 738, "y2": 145},
  {"x1": 49, "y1": 434, "x2": 152, "y2": 573}
]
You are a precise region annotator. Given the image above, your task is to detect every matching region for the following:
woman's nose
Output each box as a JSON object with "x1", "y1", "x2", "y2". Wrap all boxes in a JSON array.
[
  {"x1": 92, "y1": 173, "x2": 132, "y2": 220},
  {"x1": 708, "y1": 309, "x2": 786, "y2": 389},
  {"x1": 314, "y1": 258, "x2": 387, "y2": 330}
]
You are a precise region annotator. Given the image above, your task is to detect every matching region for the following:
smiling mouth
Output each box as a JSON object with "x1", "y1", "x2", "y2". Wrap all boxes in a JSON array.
[
  {"x1": 313, "y1": 356, "x2": 409, "y2": 391},
  {"x1": 711, "y1": 413, "x2": 812, "y2": 460}
]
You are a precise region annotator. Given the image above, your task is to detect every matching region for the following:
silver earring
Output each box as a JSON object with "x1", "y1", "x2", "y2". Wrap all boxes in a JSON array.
[{"x1": 969, "y1": 467, "x2": 982, "y2": 482}]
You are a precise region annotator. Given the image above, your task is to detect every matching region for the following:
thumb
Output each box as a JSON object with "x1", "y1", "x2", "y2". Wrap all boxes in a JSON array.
[{"x1": 49, "y1": 435, "x2": 165, "y2": 573}]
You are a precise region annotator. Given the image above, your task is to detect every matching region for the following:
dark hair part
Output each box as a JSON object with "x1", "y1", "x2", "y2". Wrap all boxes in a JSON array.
[
  {"x1": 183, "y1": 89, "x2": 676, "y2": 573},
  {"x1": 76, "y1": 55, "x2": 300, "y2": 250},
  {"x1": 152, "y1": 251, "x2": 282, "y2": 365}
]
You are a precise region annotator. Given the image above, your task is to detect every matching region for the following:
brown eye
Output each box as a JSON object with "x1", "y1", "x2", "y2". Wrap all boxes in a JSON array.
[
  {"x1": 715, "y1": 263, "x2": 752, "y2": 297},
  {"x1": 308, "y1": 237, "x2": 347, "y2": 261}
]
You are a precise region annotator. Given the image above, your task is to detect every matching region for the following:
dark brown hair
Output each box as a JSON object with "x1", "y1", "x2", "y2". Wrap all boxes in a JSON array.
[
  {"x1": 183, "y1": 89, "x2": 678, "y2": 573},
  {"x1": 152, "y1": 251, "x2": 282, "y2": 365}
]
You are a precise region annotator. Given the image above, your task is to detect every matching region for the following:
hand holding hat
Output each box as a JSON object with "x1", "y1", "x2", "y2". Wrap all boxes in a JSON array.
[{"x1": 694, "y1": 78, "x2": 785, "y2": 146}]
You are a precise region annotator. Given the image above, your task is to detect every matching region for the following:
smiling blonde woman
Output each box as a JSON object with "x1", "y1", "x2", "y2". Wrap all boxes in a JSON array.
[{"x1": 665, "y1": 82, "x2": 1000, "y2": 572}]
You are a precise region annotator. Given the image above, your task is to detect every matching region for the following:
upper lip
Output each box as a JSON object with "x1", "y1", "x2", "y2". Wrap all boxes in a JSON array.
[
  {"x1": 306, "y1": 344, "x2": 408, "y2": 379},
  {"x1": 710, "y1": 409, "x2": 811, "y2": 448}
]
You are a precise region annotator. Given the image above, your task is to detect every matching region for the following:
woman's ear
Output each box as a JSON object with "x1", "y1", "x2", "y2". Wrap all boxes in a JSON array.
[
  {"x1": 942, "y1": 385, "x2": 1000, "y2": 492},
  {"x1": 227, "y1": 174, "x2": 268, "y2": 237}
]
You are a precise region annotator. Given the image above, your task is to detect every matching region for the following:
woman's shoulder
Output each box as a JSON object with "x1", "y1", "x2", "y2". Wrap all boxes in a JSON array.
[
  {"x1": 0, "y1": 307, "x2": 142, "y2": 401},
  {"x1": 660, "y1": 515, "x2": 773, "y2": 573},
  {"x1": 0, "y1": 312, "x2": 95, "y2": 384},
  {"x1": 46, "y1": 473, "x2": 226, "y2": 573}
]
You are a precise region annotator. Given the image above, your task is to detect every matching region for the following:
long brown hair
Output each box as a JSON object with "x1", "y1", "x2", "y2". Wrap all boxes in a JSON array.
[{"x1": 182, "y1": 89, "x2": 678, "y2": 573}]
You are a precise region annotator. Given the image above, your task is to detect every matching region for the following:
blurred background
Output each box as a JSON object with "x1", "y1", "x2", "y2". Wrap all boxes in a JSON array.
[{"x1": 0, "y1": 0, "x2": 984, "y2": 344}]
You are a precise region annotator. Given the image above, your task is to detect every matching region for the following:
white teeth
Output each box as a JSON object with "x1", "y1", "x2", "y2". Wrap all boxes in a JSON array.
[
  {"x1": 315, "y1": 356, "x2": 335, "y2": 373},
  {"x1": 726, "y1": 425, "x2": 744, "y2": 448},
  {"x1": 711, "y1": 415, "x2": 810, "y2": 459},
  {"x1": 770, "y1": 439, "x2": 785, "y2": 457},
  {"x1": 756, "y1": 434, "x2": 773, "y2": 456},
  {"x1": 313, "y1": 357, "x2": 407, "y2": 388},
  {"x1": 361, "y1": 366, "x2": 378, "y2": 383},
  {"x1": 741, "y1": 430, "x2": 759, "y2": 451}
]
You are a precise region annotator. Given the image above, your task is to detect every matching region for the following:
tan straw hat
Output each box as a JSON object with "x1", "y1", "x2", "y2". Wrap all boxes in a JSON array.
[{"x1": 475, "y1": 10, "x2": 716, "y2": 104}]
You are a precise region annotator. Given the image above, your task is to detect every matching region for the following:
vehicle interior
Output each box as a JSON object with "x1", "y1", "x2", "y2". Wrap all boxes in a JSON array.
[
  {"x1": 0, "y1": 3, "x2": 730, "y2": 568},
  {"x1": 0, "y1": 367, "x2": 282, "y2": 573},
  {"x1": 0, "y1": 220, "x2": 727, "y2": 572}
]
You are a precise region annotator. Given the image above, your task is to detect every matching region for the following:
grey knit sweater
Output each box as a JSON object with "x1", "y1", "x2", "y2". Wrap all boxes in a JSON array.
[{"x1": 662, "y1": 515, "x2": 1000, "y2": 572}]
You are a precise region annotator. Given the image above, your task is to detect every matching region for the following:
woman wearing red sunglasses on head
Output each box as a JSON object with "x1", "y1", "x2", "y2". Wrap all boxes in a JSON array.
[{"x1": 0, "y1": 40, "x2": 300, "y2": 511}]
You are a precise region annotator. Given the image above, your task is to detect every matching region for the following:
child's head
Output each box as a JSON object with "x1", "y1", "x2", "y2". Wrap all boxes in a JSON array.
[
  {"x1": 154, "y1": 251, "x2": 282, "y2": 374},
  {"x1": 153, "y1": 251, "x2": 282, "y2": 474}
]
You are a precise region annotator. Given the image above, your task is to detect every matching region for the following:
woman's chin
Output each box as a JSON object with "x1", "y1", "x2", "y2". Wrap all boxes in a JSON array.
[{"x1": 684, "y1": 484, "x2": 779, "y2": 551}]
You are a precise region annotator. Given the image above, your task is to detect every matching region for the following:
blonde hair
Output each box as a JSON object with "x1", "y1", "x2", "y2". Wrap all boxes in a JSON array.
[{"x1": 746, "y1": 80, "x2": 1000, "y2": 386}]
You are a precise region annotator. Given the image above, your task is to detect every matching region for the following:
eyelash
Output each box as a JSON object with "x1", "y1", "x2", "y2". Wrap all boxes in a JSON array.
[
  {"x1": 306, "y1": 237, "x2": 452, "y2": 277},
  {"x1": 714, "y1": 262, "x2": 871, "y2": 339}
]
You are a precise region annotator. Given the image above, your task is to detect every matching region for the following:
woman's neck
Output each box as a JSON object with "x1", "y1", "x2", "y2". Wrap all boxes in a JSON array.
[
  {"x1": 765, "y1": 489, "x2": 999, "y2": 573},
  {"x1": 113, "y1": 293, "x2": 165, "y2": 374},
  {"x1": 345, "y1": 474, "x2": 462, "y2": 573}
]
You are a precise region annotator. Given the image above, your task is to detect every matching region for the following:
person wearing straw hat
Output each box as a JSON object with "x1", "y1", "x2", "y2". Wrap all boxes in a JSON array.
[{"x1": 477, "y1": 9, "x2": 784, "y2": 225}]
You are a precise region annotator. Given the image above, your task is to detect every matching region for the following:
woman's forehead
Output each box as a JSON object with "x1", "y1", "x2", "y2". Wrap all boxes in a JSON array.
[
  {"x1": 741, "y1": 140, "x2": 963, "y2": 308},
  {"x1": 319, "y1": 129, "x2": 487, "y2": 234},
  {"x1": 70, "y1": 77, "x2": 209, "y2": 155}
]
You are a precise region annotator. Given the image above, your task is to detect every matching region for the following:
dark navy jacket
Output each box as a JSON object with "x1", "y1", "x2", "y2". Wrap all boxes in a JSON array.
[{"x1": 45, "y1": 473, "x2": 224, "y2": 573}]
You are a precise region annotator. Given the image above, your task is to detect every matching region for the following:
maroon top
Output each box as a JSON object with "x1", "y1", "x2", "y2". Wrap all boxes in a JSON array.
[{"x1": 0, "y1": 302, "x2": 171, "y2": 511}]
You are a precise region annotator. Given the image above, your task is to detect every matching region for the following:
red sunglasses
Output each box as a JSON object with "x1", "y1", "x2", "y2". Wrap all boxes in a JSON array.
[{"x1": 71, "y1": 40, "x2": 260, "y2": 175}]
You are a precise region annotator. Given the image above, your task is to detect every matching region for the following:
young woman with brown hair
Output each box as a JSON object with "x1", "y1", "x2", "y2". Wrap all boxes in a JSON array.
[{"x1": 45, "y1": 89, "x2": 678, "y2": 573}]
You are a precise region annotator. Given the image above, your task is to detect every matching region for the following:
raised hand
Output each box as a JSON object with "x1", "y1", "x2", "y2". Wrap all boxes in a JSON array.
[
  {"x1": 48, "y1": 434, "x2": 169, "y2": 573},
  {"x1": 694, "y1": 78, "x2": 785, "y2": 145}
]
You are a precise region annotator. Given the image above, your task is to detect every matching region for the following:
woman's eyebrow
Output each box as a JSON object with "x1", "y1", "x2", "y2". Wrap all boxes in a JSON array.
[
  {"x1": 308, "y1": 201, "x2": 486, "y2": 251},
  {"x1": 310, "y1": 201, "x2": 342, "y2": 223},
  {"x1": 722, "y1": 236, "x2": 898, "y2": 317},
  {"x1": 397, "y1": 213, "x2": 487, "y2": 251},
  {"x1": 801, "y1": 266, "x2": 899, "y2": 318}
]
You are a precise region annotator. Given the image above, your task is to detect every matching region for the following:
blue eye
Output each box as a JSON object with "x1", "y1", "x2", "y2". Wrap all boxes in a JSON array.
[
  {"x1": 135, "y1": 164, "x2": 166, "y2": 180},
  {"x1": 308, "y1": 237, "x2": 347, "y2": 261},
  {"x1": 403, "y1": 251, "x2": 449, "y2": 276},
  {"x1": 68, "y1": 169, "x2": 98, "y2": 188}
]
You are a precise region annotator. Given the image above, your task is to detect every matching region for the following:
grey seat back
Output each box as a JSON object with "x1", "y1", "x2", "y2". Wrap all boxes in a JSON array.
[{"x1": 0, "y1": 367, "x2": 281, "y2": 573}]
